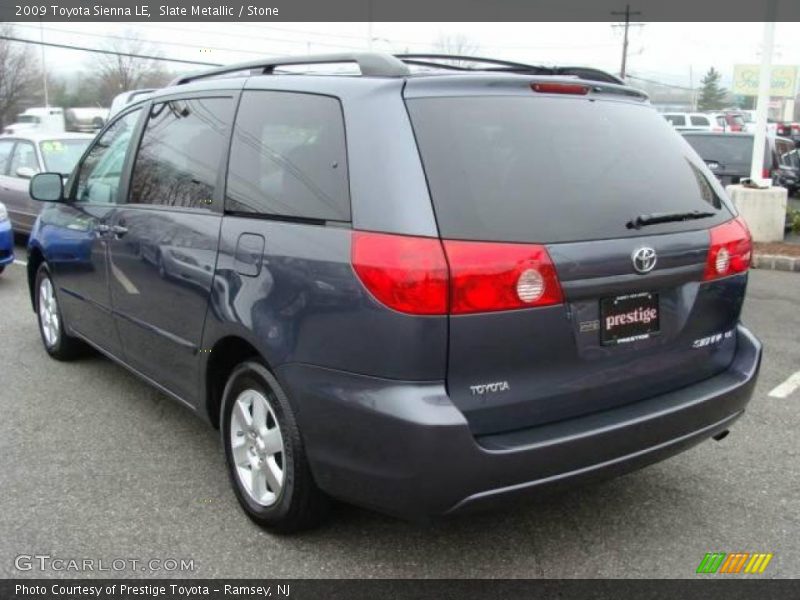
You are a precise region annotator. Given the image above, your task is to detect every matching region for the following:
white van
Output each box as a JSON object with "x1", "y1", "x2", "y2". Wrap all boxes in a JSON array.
[{"x1": 3, "y1": 107, "x2": 66, "y2": 135}]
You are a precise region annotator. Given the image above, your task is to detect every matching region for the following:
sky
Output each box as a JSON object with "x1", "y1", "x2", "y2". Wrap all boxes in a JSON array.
[{"x1": 7, "y1": 21, "x2": 800, "y2": 89}]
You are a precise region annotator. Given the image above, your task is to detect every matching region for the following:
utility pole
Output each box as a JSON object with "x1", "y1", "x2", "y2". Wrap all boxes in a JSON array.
[
  {"x1": 611, "y1": 4, "x2": 642, "y2": 80},
  {"x1": 39, "y1": 19, "x2": 49, "y2": 107},
  {"x1": 750, "y1": 0, "x2": 777, "y2": 185}
]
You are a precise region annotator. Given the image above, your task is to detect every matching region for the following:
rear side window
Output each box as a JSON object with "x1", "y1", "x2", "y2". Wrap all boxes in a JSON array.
[
  {"x1": 407, "y1": 96, "x2": 732, "y2": 244},
  {"x1": 664, "y1": 114, "x2": 685, "y2": 126},
  {"x1": 225, "y1": 91, "x2": 350, "y2": 222},
  {"x1": 690, "y1": 116, "x2": 710, "y2": 126},
  {"x1": 129, "y1": 97, "x2": 234, "y2": 209}
]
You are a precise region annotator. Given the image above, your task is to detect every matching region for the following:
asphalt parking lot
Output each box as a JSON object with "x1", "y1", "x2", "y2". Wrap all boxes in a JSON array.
[{"x1": 0, "y1": 243, "x2": 798, "y2": 579}]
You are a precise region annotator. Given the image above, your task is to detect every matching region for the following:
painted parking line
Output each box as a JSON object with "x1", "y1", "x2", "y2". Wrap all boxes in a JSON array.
[
  {"x1": 768, "y1": 371, "x2": 800, "y2": 399},
  {"x1": 13, "y1": 259, "x2": 27, "y2": 267}
]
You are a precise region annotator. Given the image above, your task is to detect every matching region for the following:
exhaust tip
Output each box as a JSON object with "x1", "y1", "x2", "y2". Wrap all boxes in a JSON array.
[{"x1": 713, "y1": 430, "x2": 730, "y2": 442}]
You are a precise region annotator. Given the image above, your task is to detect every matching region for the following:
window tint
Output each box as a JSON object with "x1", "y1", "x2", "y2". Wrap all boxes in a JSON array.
[
  {"x1": 129, "y1": 97, "x2": 233, "y2": 209},
  {"x1": 0, "y1": 140, "x2": 15, "y2": 175},
  {"x1": 75, "y1": 109, "x2": 141, "y2": 204},
  {"x1": 408, "y1": 97, "x2": 732, "y2": 244},
  {"x1": 690, "y1": 116, "x2": 709, "y2": 126},
  {"x1": 664, "y1": 114, "x2": 685, "y2": 126},
  {"x1": 9, "y1": 142, "x2": 39, "y2": 175},
  {"x1": 225, "y1": 91, "x2": 350, "y2": 222}
]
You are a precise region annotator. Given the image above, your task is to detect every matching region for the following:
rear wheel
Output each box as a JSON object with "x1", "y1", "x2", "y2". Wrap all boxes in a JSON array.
[
  {"x1": 221, "y1": 360, "x2": 329, "y2": 533},
  {"x1": 35, "y1": 265, "x2": 85, "y2": 360}
]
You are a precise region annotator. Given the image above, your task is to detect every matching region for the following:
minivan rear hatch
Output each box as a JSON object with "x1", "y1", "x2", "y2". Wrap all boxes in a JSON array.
[
  {"x1": 682, "y1": 134, "x2": 765, "y2": 186},
  {"x1": 405, "y1": 76, "x2": 747, "y2": 435}
]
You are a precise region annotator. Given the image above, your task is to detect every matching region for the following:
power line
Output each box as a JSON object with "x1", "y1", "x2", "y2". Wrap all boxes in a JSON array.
[
  {"x1": 13, "y1": 23, "x2": 266, "y2": 56},
  {"x1": 0, "y1": 35, "x2": 221, "y2": 67},
  {"x1": 626, "y1": 74, "x2": 695, "y2": 91},
  {"x1": 145, "y1": 22, "x2": 366, "y2": 51}
]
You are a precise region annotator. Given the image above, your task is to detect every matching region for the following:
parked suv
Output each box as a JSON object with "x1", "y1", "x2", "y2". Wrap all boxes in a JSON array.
[{"x1": 27, "y1": 53, "x2": 762, "y2": 532}]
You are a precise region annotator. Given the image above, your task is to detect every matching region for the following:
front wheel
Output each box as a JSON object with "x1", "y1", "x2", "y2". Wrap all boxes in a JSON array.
[
  {"x1": 221, "y1": 360, "x2": 329, "y2": 533},
  {"x1": 35, "y1": 265, "x2": 86, "y2": 360}
]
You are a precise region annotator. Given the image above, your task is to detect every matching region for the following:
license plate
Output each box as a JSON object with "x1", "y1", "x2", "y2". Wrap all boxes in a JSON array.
[{"x1": 600, "y1": 292, "x2": 660, "y2": 346}]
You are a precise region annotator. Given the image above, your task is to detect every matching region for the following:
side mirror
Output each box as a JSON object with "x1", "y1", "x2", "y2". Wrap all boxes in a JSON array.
[
  {"x1": 30, "y1": 172, "x2": 65, "y2": 203},
  {"x1": 16, "y1": 167, "x2": 37, "y2": 179}
]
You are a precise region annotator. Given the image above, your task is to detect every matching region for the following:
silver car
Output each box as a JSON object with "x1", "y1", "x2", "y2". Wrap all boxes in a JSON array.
[{"x1": 0, "y1": 132, "x2": 93, "y2": 234}]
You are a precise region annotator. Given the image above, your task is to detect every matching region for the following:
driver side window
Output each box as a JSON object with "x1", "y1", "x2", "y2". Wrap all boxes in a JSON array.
[{"x1": 74, "y1": 109, "x2": 141, "y2": 204}]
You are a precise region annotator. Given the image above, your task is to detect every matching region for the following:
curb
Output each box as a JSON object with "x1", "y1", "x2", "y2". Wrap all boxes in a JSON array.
[{"x1": 752, "y1": 254, "x2": 800, "y2": 272}]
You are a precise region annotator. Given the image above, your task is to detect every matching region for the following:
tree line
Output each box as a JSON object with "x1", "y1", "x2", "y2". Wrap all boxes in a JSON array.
[{"x1": 0, "y1": 24, "x2": 174, "y2": 129}]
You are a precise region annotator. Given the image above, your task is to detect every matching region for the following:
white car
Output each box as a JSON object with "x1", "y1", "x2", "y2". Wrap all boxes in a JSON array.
[{"x1": 662, "y1": 112, "x2": 720, "y2": 132}]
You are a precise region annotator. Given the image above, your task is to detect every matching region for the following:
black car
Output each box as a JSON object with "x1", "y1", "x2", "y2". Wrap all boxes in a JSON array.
[
  {"x1": 682, "y1": 131, "x2": 799, "y2": 194},
  {"x1": 26, "y1": 53, "x2": 761, "y2": 532}
]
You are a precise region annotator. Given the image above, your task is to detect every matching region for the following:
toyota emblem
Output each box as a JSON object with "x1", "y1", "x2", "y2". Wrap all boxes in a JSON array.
[{"x1": 632, "y1": 247, "x2": 657, "y2": 274}]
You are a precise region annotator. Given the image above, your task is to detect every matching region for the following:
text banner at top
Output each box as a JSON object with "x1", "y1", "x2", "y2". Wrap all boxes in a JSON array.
[{"x1": 3, "y1": 0, "x2": 800, "y2": 22}]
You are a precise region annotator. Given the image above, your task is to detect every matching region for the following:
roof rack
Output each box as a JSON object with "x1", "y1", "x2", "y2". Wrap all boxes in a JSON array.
[
  {"x1": 395, "y1": 54, "x2": 624, "y2": 85},
  {"x1": 171, "y1": 52, "x2": 410, "y2": 85},
  {"x1": 170, "y1": 51, "x2": 626, "y2": 88}
]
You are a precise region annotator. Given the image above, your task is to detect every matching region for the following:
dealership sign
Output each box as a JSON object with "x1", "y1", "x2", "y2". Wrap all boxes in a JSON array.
[{"x1": 732, "y1": 65, "x2": 798, "y2": 97}]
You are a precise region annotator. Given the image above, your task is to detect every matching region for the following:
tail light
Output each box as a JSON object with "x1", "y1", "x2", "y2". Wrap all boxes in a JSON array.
[
  {"x1": 444, "y1": 241, "x2": 563, "y2": 313},
  {"x1": 352, "y1": 232, "x2": 564, "y2": 315},
  {"x1": 703, "y1": 217, "x2": 752, "y2": 281},
  {"x1": 792, "y1": 123, "x2": 800, "y2": 132},
  {"x1": 762, "y1": 168, "x2": 772, "y2": 179},
  {"x1": 351, "y1": 232, "x2": 448, "y2": 315}
]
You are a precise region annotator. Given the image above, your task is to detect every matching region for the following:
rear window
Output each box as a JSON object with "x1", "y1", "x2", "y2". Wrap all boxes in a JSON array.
[
  {"x1": 40, "y1": 139, "x2": 91, "y2": 174},
  {"x1": 682, "y1": 135, "x2": 755, "y2": 166},
  {"x1": 690, "y1": 116, "x2": 710, "y2": 126},
  {"x1": 664, "y1": 114, "x2": 686, "y2": 126},
  {"x1": 407, "y1": 96, "x2": 731, "y2": 244}
]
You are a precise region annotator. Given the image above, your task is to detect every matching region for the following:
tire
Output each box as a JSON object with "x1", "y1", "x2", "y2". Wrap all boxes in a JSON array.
[
  {"x1": 221, "y1": 360, "x2": 329, "y2": 533},
  {"x1": 0, "y1": 265, "x2": 4, "y2": 275},
  {"x1": 35, "y1": 264, "x2": 86, "y2": 360}
]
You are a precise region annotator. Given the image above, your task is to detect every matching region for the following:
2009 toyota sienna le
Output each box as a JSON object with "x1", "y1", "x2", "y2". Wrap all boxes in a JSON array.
[{"x1": 26, "y1": 53, "x2": 762, "y2": 532}]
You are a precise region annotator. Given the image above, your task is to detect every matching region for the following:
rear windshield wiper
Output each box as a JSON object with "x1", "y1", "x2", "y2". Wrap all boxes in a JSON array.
[{"x1": 626, "y1": 210, "x2": 717, "y2": 230}]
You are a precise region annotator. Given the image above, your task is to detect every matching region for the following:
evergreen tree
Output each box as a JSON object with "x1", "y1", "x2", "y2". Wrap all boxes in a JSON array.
[{"x1": 697, "y1": 67, "x2": 728, "y2": 111}]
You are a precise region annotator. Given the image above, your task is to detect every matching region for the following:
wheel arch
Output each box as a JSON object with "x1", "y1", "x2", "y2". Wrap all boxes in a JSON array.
[
  {"x1": 27, "y1": 244, "x2": 45, "y2": 311},
  {"x1": 204, "y1": 335, "x2": 264, "y2": 429}
]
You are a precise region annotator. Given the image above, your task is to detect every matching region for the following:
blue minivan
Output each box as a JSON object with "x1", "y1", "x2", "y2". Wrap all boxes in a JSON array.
[{"x1": 27, "y1": 53, "x2": 761, "y2": 532}]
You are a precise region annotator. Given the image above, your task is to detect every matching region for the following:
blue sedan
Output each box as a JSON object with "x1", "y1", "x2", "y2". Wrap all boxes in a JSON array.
[{"x1": 0, "y1": 202, "x2": 14, "y2": 274}]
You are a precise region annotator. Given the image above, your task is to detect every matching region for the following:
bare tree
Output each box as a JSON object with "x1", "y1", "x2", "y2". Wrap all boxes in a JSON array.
[
  {"x1": 432, "y1": 34, "x2": 481, "y2": 67},
  {"x1": 91, "y1": 32, "x2": 171, "y2": 105},
  {"x1": 0, "y1": 24, "x2": 42, "y2": 129}
]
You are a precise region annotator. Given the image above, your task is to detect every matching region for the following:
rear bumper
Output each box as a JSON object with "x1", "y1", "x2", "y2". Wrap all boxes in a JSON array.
[{"x1": 278, "y1": 325, "x2": 761, "y2": 520}]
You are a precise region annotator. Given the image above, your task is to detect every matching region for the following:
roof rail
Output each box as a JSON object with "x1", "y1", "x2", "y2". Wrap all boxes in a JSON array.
[
  {"x1": 171, "y1": 52, "x2": 410, "y2": 85},
  {"x1": 394, "y1": 54, "x2": 624, "y2": 85}
]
